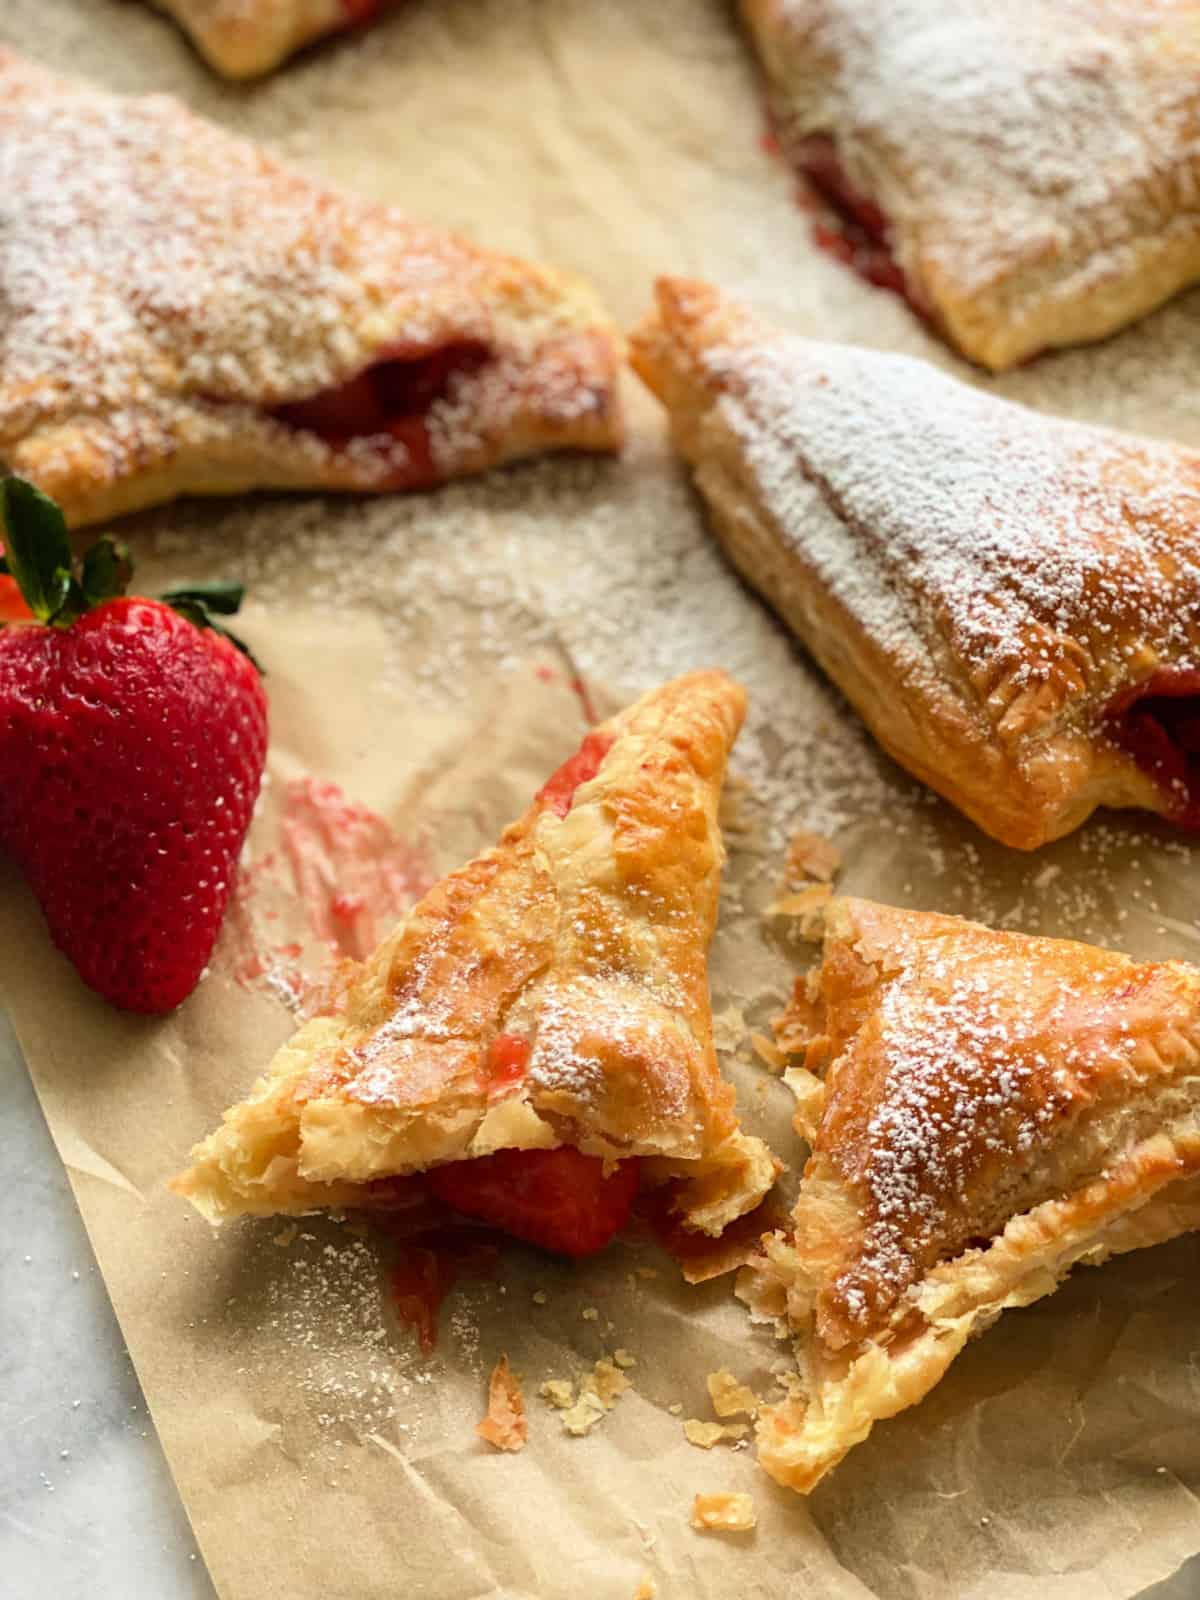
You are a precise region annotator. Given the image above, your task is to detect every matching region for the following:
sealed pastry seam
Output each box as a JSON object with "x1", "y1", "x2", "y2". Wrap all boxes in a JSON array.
[
  {"x1": 0, "y1": 50, "x2": 622, "y2": 528},
  {"x1": 740, "y1": 895, "x2": 1200, "y2": 1492},
  {"x1": 173, "y1": 670, "x2": 776, "y2": 1243},
  {"x1": 631, "y1": 277, "x2": 1200, "y2": 849}
]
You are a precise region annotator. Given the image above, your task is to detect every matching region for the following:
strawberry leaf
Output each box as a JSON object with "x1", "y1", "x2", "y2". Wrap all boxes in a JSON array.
[
  {"x1": 160, "y1": 580, "x2": 245, "y2": 616},
  {"x1": 80, "y1": 537, "x2": 133, "y2": 609},
  {"x1": 0, "y1": 477, "x2": 74, "y2": 623}
]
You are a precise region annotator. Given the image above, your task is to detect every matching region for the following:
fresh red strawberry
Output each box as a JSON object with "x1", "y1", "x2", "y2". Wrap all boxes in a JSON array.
[
  {"x1": 426, "y1": 1145, "x2": 640, "y2": 1258},
  {"x1": 0, "y1": 477, "x2": 268, "y2": 1013}
]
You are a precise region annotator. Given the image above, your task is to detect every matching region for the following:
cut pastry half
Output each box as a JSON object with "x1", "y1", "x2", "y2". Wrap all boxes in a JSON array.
[
  {"x1": 742, "y1": 895, "x2": 1200, "y2": 1493},
  {"x1": 741, "y1": 0, "x2": 1200, "y2": 371},
  {"x1": 174, "y1": 671, "x2": 777, "y2": 1261},
  {"x1": 631, "y1": 278, "x2": 1200, "y2": 850},
  {"x1": 147, "y1": 0, "x2": 393, "y2": 79},
  {"x1": 0, "y1": 51, "x2": 621, "y2": 529}
]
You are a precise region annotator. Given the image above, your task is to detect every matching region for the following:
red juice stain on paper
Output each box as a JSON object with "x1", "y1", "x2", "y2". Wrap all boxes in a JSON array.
[
  {"x1": 386, "y1": 1228, "x2": 499, "y2": 1355},
  {"x1": 281, "y1": 777, "x2": 432, "y2": 961}
]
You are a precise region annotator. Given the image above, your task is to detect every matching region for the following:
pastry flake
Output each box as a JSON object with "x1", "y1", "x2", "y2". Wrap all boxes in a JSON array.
[
  {"x1": 631, "y1": 277, "x2": 1200, "y2": 850},
  {"x1": 690, "y1": 1492, "x2": 757, "y2": 1533},
  {"x1": 0, "y1": 51, "x2": 621, "y2": 529},
  {"x1": 740, "y1": 895, "x2": 1200, "y2": 1493},
  {"x1": 741, "y1": 0, "x2": 1200, "y2": 370},
  {"x1": 173, "y1": 671, "x2": 776, "y2": 1250},
  {"x1": 477, "y1": 1354, "x2": 527, "y2": 1453},
  {"x1": 148, "y1": 0, "x2": 389, "y2": 79}
]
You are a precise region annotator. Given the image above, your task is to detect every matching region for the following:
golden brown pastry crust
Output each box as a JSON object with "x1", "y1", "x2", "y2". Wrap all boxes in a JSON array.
[
  {"x1": 740, "y1": 896, "x2": 1200, "y2": 1493},
  {"x1": 0, "y1": 51, "x2": 621, "y2": 529},
  {"x1": 174, "y1": 670, "x2": 776, "y2": 1236},
  {"x1": 741, "y1": 0, "x2": 1200, "y2": 371},
  {"x1": 149, "y1": 0, "x2": 359, "y2": 78},
  {"x1": 631, "y1": 277, "x2": 1200, "y2": 850}
]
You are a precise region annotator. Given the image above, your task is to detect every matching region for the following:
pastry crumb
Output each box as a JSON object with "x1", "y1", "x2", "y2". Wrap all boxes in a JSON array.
[
  {"x1": 750, "y1": 1031, "x2": 786, "y2": 1073},
  {"x1": 691, "y1": 1492, "x2": 757, "y2": 1534},
  {"x1": 583, "y1": 1357, "x2": 632, "y2": 1408},
  {"x1": 711, "y1": 1001, "x2": 747, "y2": 1052},
  {"x1": 635, "y1": 1266, "x2": 659, "y2": 1280},
  {"x1": 683, "y1": 1420, "x2": 726, "y2": 1449},
  {"x1": 707, "y1": 1370, "x2": 759, "y2": 1419},
  {"x1": 766, "y1": 882, "x2": 833, "y2": 935},
  {"x1": 532, "y1": 1290, "x2": 548, "y2": 1305},
  {"x1": 784, "y1": 828, "x2": 842, "y2": 885},
  {"x1": 560, "y1": 1392, "x2": 608, "y2": 1436},
  {"x1": 581, "y1": 1307, "x2": 600, "y2": 1322},
  {"x1": 545, "y1": 1358, "x2": 630, "y2": 1436},
  {"x1": 476, "y1": 1355, "x2": 526, "y2": 1453},
  {"x1": 633, "y1": 1575, "x2": 657, "y2": 1599},
  {"x1": 684, "y1": 1419, "x2": 750, "y2": 1448},
  {"x1": 539, "y1": 1379, "x2": 575, "y2": 1410},
  {"x1": 613, "y1": 1349, "x2": 637, "y2": 1369},
  {"x1": 667, "y1": 1402, "x2": 683, "y2": 1416},
  {"x1": 271, "y1": 1224, "x2": 299, "y2": 1247}
]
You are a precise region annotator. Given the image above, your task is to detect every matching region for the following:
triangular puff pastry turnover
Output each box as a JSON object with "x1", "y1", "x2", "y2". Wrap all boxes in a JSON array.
[
  {"x1": 174, "y1": 671, "x2": 776, "y2": 1258},
  {"x1": 148, "y1": 0, "x2": 389, "y2": 79},
  {"x1": 741, "y1": 0, "x2": 1200, "y2": 370},
  {"x1": 631, "y1": 278, "x2": 1200, "y2": 851},
  {"x1": 742, "y1": 896, "x2": 1200, "y2": 1492},
  {"x1": 0, "y1": 51, "x2": 621, "y2": 529}
]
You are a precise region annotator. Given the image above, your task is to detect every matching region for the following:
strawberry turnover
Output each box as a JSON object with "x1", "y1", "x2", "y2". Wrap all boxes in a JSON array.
[
  {"x1": 175, "y1": 672, "x2": 776, "y2": 1267},
  {"x1": 0, "y1": 477, "x2": 267, "y2": 1012}
]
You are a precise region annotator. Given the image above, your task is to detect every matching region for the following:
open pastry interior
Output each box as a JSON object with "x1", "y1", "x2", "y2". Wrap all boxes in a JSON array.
[
  {"x1": 173, "y1": 671, "x2": 777, "y2": 1262},
  {"x1": 0, "y1": 50, "x2": 622, "y2": 527},
  {"x1": 741, "y1": 0, "x2": 1200, "y2": 370},
  {"x1": 740, "y1": 896, "x2": 1200, "y2": 1493},
  {"x1": 630, "y1": 275, "x2": 1200, "y2": 849}
]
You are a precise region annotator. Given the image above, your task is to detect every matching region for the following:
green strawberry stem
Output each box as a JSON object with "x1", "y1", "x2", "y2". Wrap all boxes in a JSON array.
[{"x1": 0, "y1": 475, "x2": 261, "y2": 669}]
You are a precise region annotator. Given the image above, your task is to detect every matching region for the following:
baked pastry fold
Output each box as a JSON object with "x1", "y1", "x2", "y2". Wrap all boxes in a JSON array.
[
  {"x1": 0, "y1": 50, "x2": 621, "y2": 529},
  {"x1": 174, "y1": 671, "x2": 776, "y2": 1240},
  {"x1": 741, "y1": 896, "x2": 1200, "y2": 1493},
  {"x1": 148, "y1": 0, "x2": 385, "y2": 78},
  {"x1": 631, "y1": 277, "x2": 1200, "y2": 850},
  {"x1": 740, "y1": 0, "x2": 1200, "y2": 370}
]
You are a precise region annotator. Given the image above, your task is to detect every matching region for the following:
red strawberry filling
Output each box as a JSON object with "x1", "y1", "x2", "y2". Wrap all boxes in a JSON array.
[
  {"x1": 270, "y1": 341, "x2": 492, "y2": 488},
  {"x1": 479, "y1": 1032, "x2": 532, "y2": 1099},
  {"x1": 534, "y1": 729, "x2": 615, "y2": 818},
  {"x1": 1105, "y1": 669, "x2": 1200, "y2": 829},
  {"x1": 791, "y1": 133, "x2": 922, "y2": 311},
  {"x1": 427, "y1": 1145, "x2": 641, "y2": 1259}
]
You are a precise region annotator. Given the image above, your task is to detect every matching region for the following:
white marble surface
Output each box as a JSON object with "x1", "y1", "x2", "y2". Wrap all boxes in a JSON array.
[
  {"x1": 3, "y1": 1001, "x2": 1197, "y2": 1600},
  {"x1": 0, "y1": 1012, "x2": 215, "y2": 1599}
]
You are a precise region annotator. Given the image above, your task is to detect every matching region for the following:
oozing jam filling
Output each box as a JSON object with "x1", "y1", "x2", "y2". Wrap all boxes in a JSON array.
[
  {"x1": 534, "y1": 729, "x2": 615, "y2": 818},
  {"x1": 1105, "y1": 670, "x2": 1200, "y2": 829},
  {"x1": 792, "y1": 133, "x2": 920, "y2": 310},
  {"x1": 271, "y1": 340, "x2": 492, "y2": 487}
]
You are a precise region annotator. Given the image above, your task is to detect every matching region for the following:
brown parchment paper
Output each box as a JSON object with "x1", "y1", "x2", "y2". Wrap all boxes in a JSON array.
[{"x1": 2, "y1": 3, "x2": 1199, "y2": 1598}]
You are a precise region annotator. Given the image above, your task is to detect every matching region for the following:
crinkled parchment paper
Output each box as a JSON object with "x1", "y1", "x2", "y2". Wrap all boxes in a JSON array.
[{"x1": 1, "y1": 3, "x2": 1198, "y2": 1597}]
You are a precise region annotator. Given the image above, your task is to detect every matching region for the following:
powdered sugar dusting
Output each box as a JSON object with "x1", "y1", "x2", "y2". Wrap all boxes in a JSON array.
[
  {"x1": 763, "y1": 0, "x2": 1200, "y2": 296},
  {"x1": 710, "y1": 333, "x2": 1200, "y2": 718},
  {"x1": 0, "y1": 51, "x2": 616, "y2": 507}
]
